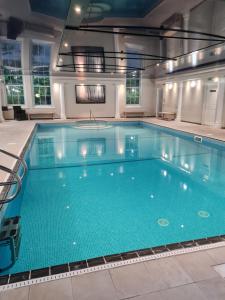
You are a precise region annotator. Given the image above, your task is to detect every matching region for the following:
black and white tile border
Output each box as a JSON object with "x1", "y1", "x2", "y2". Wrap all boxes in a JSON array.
[{"x1": 1, "y1": 239, "x2": 225, "y2": 291}]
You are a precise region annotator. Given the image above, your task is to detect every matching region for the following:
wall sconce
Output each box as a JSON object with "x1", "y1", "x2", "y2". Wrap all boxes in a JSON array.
[
  {"x1": 191, "y1": 52, "x2": 198, "y2": 67},
  {"x1": 215, "y1": 47, "x2": 222, "y2": 56},
  {"x1": 168, "y1": 83, "x2": 173, "y2": 90},
  {"x1": 190, "y1": 81, "x2": 196, "y2": 88}
]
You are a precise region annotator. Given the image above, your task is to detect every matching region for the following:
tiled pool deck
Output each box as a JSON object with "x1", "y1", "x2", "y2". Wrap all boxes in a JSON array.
[{"x1": 1, "y1": 118, "x2": 225, "y2": 299}]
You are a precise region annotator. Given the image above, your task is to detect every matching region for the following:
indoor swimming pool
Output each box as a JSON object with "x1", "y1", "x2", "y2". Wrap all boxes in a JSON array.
[{"x1": 1, "y1": 121, "x2": 225, "y2": 275}]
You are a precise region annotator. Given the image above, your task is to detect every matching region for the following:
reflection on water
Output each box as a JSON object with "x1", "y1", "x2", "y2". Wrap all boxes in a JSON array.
[
  {"x1": 29, "y1": 126, "x2": 225, "y2": 183},
  {"x1": 77, "y1": 138, "x2": 106, "y2": 158},
  {"x1": 125, "y1": 135, "x2": 138, "y2": 159},
  {"x1": 28, "y1": 123, "x2": 225, "y2": 197}
]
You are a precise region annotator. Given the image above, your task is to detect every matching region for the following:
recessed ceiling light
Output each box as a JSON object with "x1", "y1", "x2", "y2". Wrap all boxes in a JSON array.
[
  {"x1": 64, "y1": 42, "x2": 69, "y2": 48},
  {"x1": 74, "y1": 5, "x2": 81, "y2": 14}
]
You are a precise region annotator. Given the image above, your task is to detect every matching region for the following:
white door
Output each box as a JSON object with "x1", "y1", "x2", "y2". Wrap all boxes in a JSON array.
[
  {"x1": 203, "y1": 83, "x2": 218, "y2": 126},
  {"x1": 181, "y1": 81, "x2": 204, "y2": 124}
]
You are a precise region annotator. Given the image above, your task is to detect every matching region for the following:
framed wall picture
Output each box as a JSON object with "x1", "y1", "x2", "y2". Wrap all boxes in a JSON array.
[
  {"x1": 75, "y1": 85, "x2": 106, "y2": 104},
  {"x1": 71, "y1": 46, "x2": 105, "y2": 73}
]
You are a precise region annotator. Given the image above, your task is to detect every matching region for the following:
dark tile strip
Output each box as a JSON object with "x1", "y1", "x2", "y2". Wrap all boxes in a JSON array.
[
  {"x1": 30, "y1": 268, "x2": 50, "y2": 279},
  {"x1": 121, "y1": 251, "x2": 139, "y2": 260},
  {"x1": 87, "y1": 257, "x2": 105, "y2": 267},
  {"x1": 137, "y1": 248, "x2": 154, "y2": 257},
  {"x1": 166, "y1": 243, "x2": 184, "y2": 250},
  {"x1": 152, "y1": 245, "x2": 169, "y2": 254},
  {"x1": 196, "y1": 238, "x2": 211, "y2": 245},
  {"x1": 181, "y1": 240, "x2": 198, "y2": 248},
  {"x1": 50, "y1": 264, "x2": 69, "y2": 275},
  {"x1": 0, "y1": 275, "x2": 9, "y2": 286},
  {"x1": 104, "y1": 254, "x2": 122, "y2": 263},
  {"x1": 9, "y1": 271, "x2": 30, "y2": 284},
  {"x1": 69, "y1": 260, "x2": 88, "y2": 271}
]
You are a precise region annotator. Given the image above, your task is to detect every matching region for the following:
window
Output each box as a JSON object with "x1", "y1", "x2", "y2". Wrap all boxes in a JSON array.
[
  {"x1": 75, "y1": 85, "x2": 105, "y2": 104},
  {"x1": 0, "y1": 40, "x2": 24, "y2": 105},
  {"x1": 126, "y1": 52, "x2": 141, "y2": 105},
  {"x1": 126, "y1": 72, "x2": 140, "y2": 105},
  {"x1": 32, "y1": 42, "x2": 51, "y2": 105},
  {"x1": 71, "y1": 46, "x2": 105, "y2": 73}
]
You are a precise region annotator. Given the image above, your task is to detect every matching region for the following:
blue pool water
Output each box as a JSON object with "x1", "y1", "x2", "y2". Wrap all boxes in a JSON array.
[{"x1": 1, "y1": 121, "x2": 225, "y2": 274}]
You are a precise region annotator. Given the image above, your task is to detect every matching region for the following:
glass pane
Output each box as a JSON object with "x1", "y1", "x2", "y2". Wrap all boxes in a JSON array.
[
  {"x1": 32, "y1": 43, "x2": 51, "y2": 105},
  {"x1": 0, "y1": 41, "x2": 25, "y2": 105}
]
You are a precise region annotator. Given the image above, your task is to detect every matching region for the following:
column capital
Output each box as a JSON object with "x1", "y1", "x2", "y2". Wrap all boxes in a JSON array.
[{"x1": 183, "y1": 12, "x2": 190, "y2": 22}]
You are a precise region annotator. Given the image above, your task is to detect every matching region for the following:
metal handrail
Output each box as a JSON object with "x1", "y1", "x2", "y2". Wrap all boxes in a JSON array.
[
  {"x1": 0, "y1": 165, "x2": 22, "y2": 204},
  {"x1": 0, "y1": 148, "x2": 27, "y2": 180},
  {"x1": 89, "y1": 110, "x2": 97, "y2": 123}
]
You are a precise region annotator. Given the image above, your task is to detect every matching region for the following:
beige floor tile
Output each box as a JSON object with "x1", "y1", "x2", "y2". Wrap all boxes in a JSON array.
[
  {"x1": 145, "y1": 256, "x2": 193, "y2": 288},
  {"x1": 176, "y1": 251, "x2": 219, "y2": 282},
  {"x1": 110, "y1": 262, "x2": 168, "y2": 299},
  {"x1": 71, "y1": 270, "x2": 118, "y2": 300},
  {"x1": 0, "y1": 287, "x2": 29, "y2": 300},
  {"x1": 197, "y1": 277, "x2": 225, "y2": 300},
  {"x1": 159, "y1": 283, "x2": 205, "y2": 300},
  {"x1": 29, "y1": 278, "x2": 73, "y2": 300},
  {"x1": 207, "y1": 247, "x2": 225, "y2": 265},
  {"x1": 131, "y1": 291, "x2": 163, "y2": 300}
]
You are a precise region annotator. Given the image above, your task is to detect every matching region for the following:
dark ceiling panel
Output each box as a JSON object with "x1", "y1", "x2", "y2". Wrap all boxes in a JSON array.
[
  {"x1": 29, "y1": 0, "x2": 161, "y2": 20},
  {"x1": 29, "y1": 0, "x2": 70, "y2": 19}
]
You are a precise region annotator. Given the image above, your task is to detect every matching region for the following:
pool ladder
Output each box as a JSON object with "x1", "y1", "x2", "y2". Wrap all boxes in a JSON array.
[
  {"x1": 0, "y1": 148, "x2": 27, "y2": 205},
  {"x1": 0, "y1": 216, "x2": 21, "y2": 272},
  {"x1": 90, "y1": 110, "x2": 97, "y2": 123}
]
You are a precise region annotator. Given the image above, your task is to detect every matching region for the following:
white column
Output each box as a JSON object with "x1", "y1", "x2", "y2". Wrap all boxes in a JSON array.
[
  {"x1": 0, "y1": 81, "x2": 4, "y2": 122},
  {"x1": 214, "y1": 78, "x2": 225, "y2": 128},
  {"x1": 59, "y1": 83, "x2": 66, "y2": 119},
  {"x1": 115, "y1": 84, "x2": 121, "y2": 119},
  {"x1": 156, "y1": 87, "x2": 160, "y2": 117},
  {"x1": 183, "y1": 13, "x2": 190, "y2": 54},
  {"x1": 22, "y1": 37, "x2": 33, "y2": 108},
  {"x1": 176, "y1": 82, "x2": 183, "y2": 121}
]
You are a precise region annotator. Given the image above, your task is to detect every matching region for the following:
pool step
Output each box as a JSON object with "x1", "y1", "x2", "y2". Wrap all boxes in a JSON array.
[{"x1": 0, "y1": 216, "x2": 21, "y2": 271}]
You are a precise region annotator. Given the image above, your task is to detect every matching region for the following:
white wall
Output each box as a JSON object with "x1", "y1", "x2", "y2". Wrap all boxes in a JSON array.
[
  {"x1": 51, "y1": 76, "x2": 156, "y2": 119},
  {"x1": 157, "y1": 72, "x2": 225, "y2": 128},
  {"x1": 0, "y1": 82, "x2": 4, "y2": 122},
  {"x1": 181, "y1": 80, "x2": 204, "y2": 124},
  {"x1": 202, "y1": 81, "x2": 218, "y2": 126},
  {"x1": 118, "y1": 78, "x2": 156, "y2": 117},
  {"x1": 162, "y1": 82, "x2": 178, "y2": 112},
  {"x1": 63, "y1": 79, "x2": 117, "y2": 118}
]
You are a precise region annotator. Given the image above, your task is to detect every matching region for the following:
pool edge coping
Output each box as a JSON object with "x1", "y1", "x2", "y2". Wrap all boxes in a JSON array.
[{"x1": 1, "y1": 239, "x2": 225, "y2": 292}]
